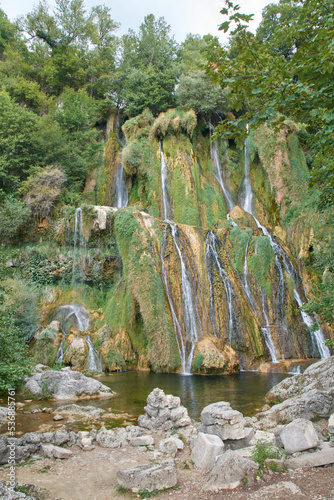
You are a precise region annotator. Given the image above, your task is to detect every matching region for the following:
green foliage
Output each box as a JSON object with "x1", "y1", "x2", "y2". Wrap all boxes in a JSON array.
[
  {"x1": 122, "y1": 141, "x2": 144, "y2": 175},
  {"x1": 302, "y1": 280, "x2": 334, "y2": 328},
  {"x1": 150, "y1": 108, "x2": 197, "y2": 138},
  {"x1": 21, "y1": 165, "x2": 66, "y2": 219},
  {"x1": 250, "y1": 440, "x2": 285, "y2": 470},
  {"x1": 192, "y1": 353, "x2": 204, "y2": 372},
  {"x1": 176, "y1": 70, "x2": 228, "y2": 117},
  {"x1": 2, "y1": 278, "x2": 40, "y2": 341},
  {"x1": 0, "y1": 285, "x2": 32, "y2": 393},
  {"x1": 0, "y1": 196, "x2": 31, "y2": 242}
]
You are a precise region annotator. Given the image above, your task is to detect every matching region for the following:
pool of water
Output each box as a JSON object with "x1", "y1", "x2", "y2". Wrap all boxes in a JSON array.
[
  {"x1": 1, "y1": 370, "x2": 290, "y2": 435},
  {"x1": 97, "y1": 370, "x2": 289, "y2": 419}
]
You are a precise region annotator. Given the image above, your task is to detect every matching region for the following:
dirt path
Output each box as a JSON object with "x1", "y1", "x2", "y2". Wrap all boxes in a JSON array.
[{"x1": 1, "y1": 444, "x2": 334, "y2": 500}]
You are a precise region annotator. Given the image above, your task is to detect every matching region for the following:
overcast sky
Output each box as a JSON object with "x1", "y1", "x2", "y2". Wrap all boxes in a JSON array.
[{"x1": 0, "y1": 0, "x2": 274, "y2": 43}]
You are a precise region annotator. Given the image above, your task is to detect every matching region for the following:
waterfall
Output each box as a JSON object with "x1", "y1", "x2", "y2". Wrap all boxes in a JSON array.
[
  {"x1": 205, "y1": 231, "x2": 237, "y2": 344},
  {"x1": 74, "y1": 208, "x2": 84, "y2": 249},
  {"x1": 55, "y1": 338, "x2": 66, "y2": 363},
  {"x1": 159, "y1": 142, "x2": 201, "y2": 373},
  {"x1": 114, "y1": 164, "x2": 128, "y2": 209},
  {"x1": 227, "y1": 214, "x2": 238, "y2": 227},
  {"x1": 242, "y1": 132, "x2": 253, "y2": 215},
  {"x1": 242, "y1": 237, "x2": 257, "y2": 314},
  {"x1": 254, "y1": 217, "x2": 330, "y2": 359},
  {"x1": 168, "y1": 222, "x2": 199, "y2": 373},
  {"x1": 85, "y1": 336, "x2": 102, "y2": 371},
  {"x1": 293, "y1": 290, "x2": 330, "y2": 359},
  {"x1": 211, "y1": 141, "x2": 235, "y2": 211},
  {"x1": 160, "y1": 141, "x2": 171, "y2": 220},
  {"x1": 260, "y1": 289, "x2": 278, "y2": 362},
  {"x1": 160, "y1": 227, "x2": 186, "y2": 373},
  {"x1": 240, "y1": 137, "x2": 330, "y2": 359}
]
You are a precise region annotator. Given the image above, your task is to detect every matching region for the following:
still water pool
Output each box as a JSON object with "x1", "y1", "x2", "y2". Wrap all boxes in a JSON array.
[
  {"x1": 97, "y1": 370, "x2": 289, "y2": 419},
  {"x1": 6, "y1": 370, "x2": 289, "y2": 434}
]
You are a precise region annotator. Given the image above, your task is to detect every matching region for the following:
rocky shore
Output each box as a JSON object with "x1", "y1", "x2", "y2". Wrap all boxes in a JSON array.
[{"x1": 0, "y1": 357, "x2": 333, "y2": 499}]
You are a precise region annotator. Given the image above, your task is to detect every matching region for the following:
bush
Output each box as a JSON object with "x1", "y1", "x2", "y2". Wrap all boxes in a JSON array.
[
  {"x1": 3, "y1": 278, "x2": 40, "y2": 341},
  {"x1": 0, "y1": 196, "x2": 31, "y2": 242},
  {"x1": 0, "y1": 289, "x2": 32, "y2": 393},
  {"x1": 21, "y1": 165, "x2": 66, "y2": 219}
]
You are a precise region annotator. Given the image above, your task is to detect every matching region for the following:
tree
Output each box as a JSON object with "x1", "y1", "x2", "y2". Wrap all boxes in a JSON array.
[
  {"x1": 207, "y1": 0, "x2": 334, "y2": 202},
  {"x1": 0, "y1": 196, "x2": 31, "y2": 242},
  {"x1": 119, "y1": 14, "x2": 179, "y2": 116},
  {"x1": 176, "y1": 70, "x2": 228, "y2": 118}
]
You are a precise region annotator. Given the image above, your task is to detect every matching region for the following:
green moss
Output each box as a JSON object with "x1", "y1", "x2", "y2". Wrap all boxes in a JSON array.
[
  {"x1": 230, "y1": 227, "x2": 253, "y2": 273},
  {"x1": 248, "y1": 236, "x2": 275, "y2": 296}
]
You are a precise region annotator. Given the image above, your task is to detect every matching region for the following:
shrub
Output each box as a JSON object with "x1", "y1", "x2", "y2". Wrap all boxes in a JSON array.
[{"x1": 0, "y1": 196, "x2": 31, "y2": 242}]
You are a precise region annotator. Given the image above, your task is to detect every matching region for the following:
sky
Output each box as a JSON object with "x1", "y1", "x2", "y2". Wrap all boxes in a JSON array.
[{"x1": 0, "y1": 0, "x2": 274, "y2": 43}]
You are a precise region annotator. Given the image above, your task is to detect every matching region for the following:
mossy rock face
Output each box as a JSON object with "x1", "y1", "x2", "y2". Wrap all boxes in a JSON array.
[
  {"x1": 192, "y1": 338, "x2": 239, "y2": 374},
  {"x1": 32, "y1": 321, "x2": 62, "y2": 367},
  {"x1": 63, "y1": 335, "x2": 88, "y2": 371}
]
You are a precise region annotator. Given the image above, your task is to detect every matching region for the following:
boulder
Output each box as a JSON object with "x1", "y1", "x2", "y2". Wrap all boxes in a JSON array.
[
  {"x1": 159, "y1": 437, "x2": 183, "y2": 457},
  {"x1": 41, "y1": 443, "x2": 72, "y2": 459},
  {"x1": 96, "y1": 427, "x2": 123, "y2": 448},
  {"x1": 328, "y1": 413, "x2": 334, "y2": 446},
  {"x1": 0, "y1": 482, "x2": 34, "y2": 499},
  {"x1": 192, "y1": 338, "x2": 239, "y2": 374},
  {"x1": 116, "y1": 459, "x2": 178, "y2": 493},
  {"x1": 53, "y1": 430, "x2": 70, "y2": 446},
  {"x1": 280, "y1": 418, "x2": 319, "y2": 454},
  {"x1": 138, "y1": 388, "x2": 191, "y2": 432},
  {"x1": 203, "y1": 449, "x2": 257, "y2": 491},
  {"x1": 25, "y1": 368, "x2": 114, "y2": 400},
  {"x1": 200, "y1": 401, "x2": 246, "y2": 440},
  {"x1": 191, "y1": 432, "x2": 224, "y2": 473},
  {"x1": 247, "y1": 481, "x2": 303, "y2": 499},
  {"x1": 251, "y1": 357, "x2": 334, "y2": 430},
  {"x1": 77, "y1": 431, "x2": 95, "y2": 450},
  {"x1": 130, "y1": 435, "x2": 154, "y2": 447},
  {"x1": 288, "y1": 441, "x2": 334, "y2": 468}
]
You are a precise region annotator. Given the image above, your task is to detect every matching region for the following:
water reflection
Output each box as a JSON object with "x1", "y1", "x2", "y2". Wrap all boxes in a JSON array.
[{"x1": 97, "y1": 371, "x2": 289, "y2": 420}]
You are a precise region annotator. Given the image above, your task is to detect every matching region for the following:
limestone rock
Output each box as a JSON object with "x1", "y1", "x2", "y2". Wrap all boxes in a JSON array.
[
  {"x1": 56, "y1": 404, "x2": 104, "y2": 418},
  {"x1": 63, "y1": 336, "x2": 88, "y2": 371},
  {"x1": 138, "y1": 388, "x2": 191, "y2": 431},
  {"x1": 77, "y1": 431, "x2": 95, "y2": 450},
  {"x1": 204, "y1": 449, "x2": 257, "y2": 491},
  {"x1": 191, "y1": 432, "x2": 224, "y2": 473},
  {"x1": 247, "y1": 481, "x2": 303, "y2": 499},
  {"x1": 0, "y1": 481, "x2": 34, "y2": 499},
  {"x1": 25, "y1": 368, "x2": 114, "y2": 400},
  {"x1": 280, "y1": 418, "x2": 319, "y2": 454},
  {"x1": 116, "y1": 459, "x2": 178, "y2": 493},
  {"x1": 159, "y1": 437, "x2": 183, "y2": 457},
  {"x1": 288, "y1": 442, "x2": 334, "y2": 468},
  {"x1": 328, "y1": 413, "x2": 334, "y2": 446},
  {"x1": 53, "y1": 430, "x2": 70, "y2": 446},
  {"x1": 41, "y1": 443, "x2": 72, "y2": 459},
  {"x1": 192, "y1": 338, "x2": 239, "y2": 374},
  {"x1": 130, "y1": 435, "x2": 154, "y2": 447},
  {"x1": 200, "y1": 401, "x2": 246, "y2": 440},
  {"x1": 96, "y1": 427, "x2": 123, "y2": 448}
]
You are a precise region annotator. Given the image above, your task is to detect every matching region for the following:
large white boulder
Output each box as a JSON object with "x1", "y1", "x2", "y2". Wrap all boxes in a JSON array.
[
  {"x1": 191, "y1": 432, "x2": 224, "y2": 473},
  {"x1": 116, "y1": 459, "x2": 178, "y2": 493},
  {"x1": 203, "y1": 449, "x2": 257, "y2": 491},
  {"x1": 200, "y1": 401, "x2": 245, "y2": 440},
  {"x1": 280, "y1": 418, "x2": 319, "y2": 454}
]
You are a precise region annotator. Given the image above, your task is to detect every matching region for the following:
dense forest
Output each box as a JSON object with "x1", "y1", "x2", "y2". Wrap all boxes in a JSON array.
[{"x1": 0, "y1": 0, "x2": 333, "y2": 390}]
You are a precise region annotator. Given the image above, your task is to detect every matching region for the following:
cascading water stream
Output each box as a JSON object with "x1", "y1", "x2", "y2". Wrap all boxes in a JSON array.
[
  {"x1": 168, "y1": 222, "x2": 199, "y2": 373},
  {"x1": 211, "y1": 141, "x2": 235, "y2": 211},
  {"x1": 242, "y1": 237, "x2": 257, "y2": 314},
  {"x1": 260, "y1": 289, "x2": 278, "y2": 362},
  {"x1": 159, "y1": 141, "x2": 171, "y2": 221},
  {"x1": 159, "y1": 142, "x2": 200, "y2": 373},
  {"x1": 242, "y1": 133, "x2": 330, "y2": 359},
  {"x1": 114, "y1": 164, "x2": 128, "y2": 209},
  {"x1": 85, "y1": 336, "x2": 102, "y2": 371},
  {"x1": 205, "y1": 231, "x2": 237, "y2": 344}
]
